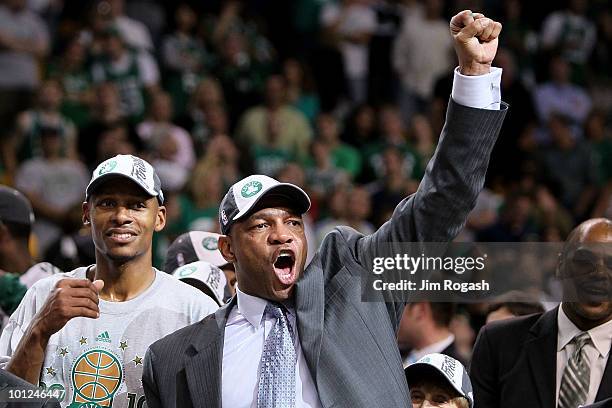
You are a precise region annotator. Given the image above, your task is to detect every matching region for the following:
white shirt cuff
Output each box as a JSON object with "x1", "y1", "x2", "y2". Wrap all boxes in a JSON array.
[{"x1": 451, "y1": 67, "x2": 502, "y2": 110}]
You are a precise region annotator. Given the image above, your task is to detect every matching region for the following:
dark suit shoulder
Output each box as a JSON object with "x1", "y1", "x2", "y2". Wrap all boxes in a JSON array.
[{"x1": 482, "y1": 312, "x2": 544, "y2": 339}]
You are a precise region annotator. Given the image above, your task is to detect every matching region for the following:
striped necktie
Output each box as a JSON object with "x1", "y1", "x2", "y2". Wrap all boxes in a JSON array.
[
  {"x1": 558, "y1": 332, "x2": 592, "y2": 408},
  {"x1": 257, "y1": 303, "x2": 297, "y2": 408}
]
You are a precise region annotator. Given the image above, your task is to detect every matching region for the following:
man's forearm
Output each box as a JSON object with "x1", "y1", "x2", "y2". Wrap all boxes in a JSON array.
[{"x1": 6, "y1": 325, "x2": 48, "y2": 385}]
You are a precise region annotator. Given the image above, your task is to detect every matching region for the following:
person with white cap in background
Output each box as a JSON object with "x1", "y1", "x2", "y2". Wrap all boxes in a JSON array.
[
  {"x1": 165, "y1": 230, "x2": 236, "y2": 299},
  {"x1": 0, "y1": 154, "x2": 218, "y2": 407},
  {"x1": 405, "y1": 353, "x2": 474, "y2": 408},
  {"x1": 172, "y1": 261, "x2": 227, "y2": 307}
]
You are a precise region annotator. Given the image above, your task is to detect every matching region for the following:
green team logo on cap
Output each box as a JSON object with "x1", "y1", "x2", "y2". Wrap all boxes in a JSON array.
[
  {"x1": 202, "y1": 236, "x2": 218, "y2": 251},
  {"x1": 98, "y1": 160, "x2": 117, "y2": 176},
  {"x1": 178, "y1": 265, "x2": 198, "y2": 277},
  {"x1": 241, "y1": 180, "x2": 263, "y2": 198}
]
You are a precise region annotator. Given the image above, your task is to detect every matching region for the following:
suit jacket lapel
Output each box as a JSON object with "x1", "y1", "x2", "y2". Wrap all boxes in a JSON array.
[
  {"x1": 595, "y1": 343, "x2": 612, "y2": 400},
  {"x1": 525, "y1": 308, "x2": 559, "y2": 408},
  {"x1": 296, "y1": 257, "x2": 324, "y2": 381},
  {"x1": 185, "y1": 298, "x2": 236, "y2": 408}
]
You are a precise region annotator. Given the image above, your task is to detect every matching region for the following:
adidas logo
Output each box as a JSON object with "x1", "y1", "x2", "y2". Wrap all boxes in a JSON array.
[{"x1": 96, "y1": 331, "x2": 111, "y2": 343}]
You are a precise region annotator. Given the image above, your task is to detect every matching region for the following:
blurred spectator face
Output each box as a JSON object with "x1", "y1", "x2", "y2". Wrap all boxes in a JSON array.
[
  {"x1": 64, "y1": 37, "x2": 86, "y2": 67},
  {"x1": 550, "y1": 56, "x2": 570, "y2": 83},
  {"x1": 424, "y1": 0, "x2": 443, "y2": 17},
  {"x1": 176, "y1": 4, "x2": 197, "y2": 32},
  {"x1": 107, "y1": 0, "x2": 124, "y2": 17},
  {"x1": 380, "y1": 107, "x2": 405, "y2": 140},
  {"x1": 317, "y1": 114, "x2": 339, "y2": 144},
  {"x1": 5, "y1": 0, "x2": 26, "y2": 11},
  {"x1": 585, "y1": 111, "x2": 606, "y2": 142},
  {"x1": 277, "y1": 163, "x2": 306, "y2": 187},
  {"x1": 328, "y1": 188, "x2": 347, "y2": 218},
  {"x1": 102, "y1": 32, "x2": 124, "y2": 59},
  {"x1": 311, "y1": 140, "x2": 330, "y2": 167},
  {"x1": 205, "y1": 105, "x2": 229, "y2": 136},
  {"x1": 194, "y1": 79, "x2": 224, "y2": 110},
  {"x1": 38, "y1": 81, "x2": 63, "y2": 111},
  {"x1": 355, "y1": 105, "x2": 376, "y2": 137},
  {"x1": 191, "y1": 167, "x2": 222, "y2": 204},
  {"x1": 347, "y1": 187, "x2": 371, "y2": 221},
  {"x1": 150, "y1": 93, "x2": 173, "y2": 122},
  {"x1": 410, "y1": 114, "x2": 434, "y2": 144},
  {"x1": 222, "y1": 32, "x2": 247, "y2": 64},
  {"x1": 505, "y1": 195, "x2": 532, "y2": 226},
  {"x1": 549, "y1": 115, "x2": 575, "y2": 149},
  {"x1": 97, "y1": 126, "x2": 133, "y2": 159},
  {"x1": 265, "y1": 76, "x2": 287, "y2": 109},
  {"x1": 382, "y1": 147, "x2": 403, "y2": 177},
  {"x1": 283, "y1": 59, "x2": 303, "y2": 87},
  {"x1": 558, "y1": 220, "x2": 612, "y2": 326},
  {"x1": 96, "y1": 82, "x2": 121, "y2": 111}
]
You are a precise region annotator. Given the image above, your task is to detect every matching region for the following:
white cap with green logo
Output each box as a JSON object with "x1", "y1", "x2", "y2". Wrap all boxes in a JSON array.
[
  {"x1": 219, "y1": 175, "x2": 310, "y2": 235},
  {"x1": 172, "y1": 261, "x2": 227, "y2": 306},
  {"x1": 86, "y1": 154, "x2": 164, "y2": 204}
]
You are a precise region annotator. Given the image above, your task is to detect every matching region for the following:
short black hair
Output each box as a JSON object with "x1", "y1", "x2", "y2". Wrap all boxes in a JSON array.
[{"x1": 430, "y1": 302, "x2": 456, "y2": 328}]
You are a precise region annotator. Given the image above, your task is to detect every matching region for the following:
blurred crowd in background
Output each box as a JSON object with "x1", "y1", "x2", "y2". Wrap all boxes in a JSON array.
[{"x1": 0, "y1": 0, "x2": 611, "y2": 352}]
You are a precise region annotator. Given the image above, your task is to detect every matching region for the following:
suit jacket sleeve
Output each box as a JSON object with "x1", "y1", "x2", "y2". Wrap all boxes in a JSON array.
[
  {"x1": 143, "y1": 347, "x2": 162, "y2": 408},
  {"x1": 470, "y1": 324, "x2": 500, "y2": 408},
  {"x1": 351, "y1": 99, "x2": 507, "y2": 327}
]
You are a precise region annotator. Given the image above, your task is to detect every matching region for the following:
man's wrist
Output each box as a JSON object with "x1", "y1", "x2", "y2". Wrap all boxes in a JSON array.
[{"x1": 459, "y1": 62, "x2": 492, "y2": 76}]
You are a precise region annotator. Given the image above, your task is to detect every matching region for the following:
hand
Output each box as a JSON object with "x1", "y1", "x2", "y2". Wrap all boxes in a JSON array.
[
  {"x1": 31, "y1": 278, "x2": 104, "y2": 339},
  {"x1": 450, "y1": 10, "x2": 502, "y2": 75}
]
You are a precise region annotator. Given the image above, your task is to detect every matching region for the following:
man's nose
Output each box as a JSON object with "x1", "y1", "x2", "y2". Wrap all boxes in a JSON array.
[
  {"x1": 268, "y1": 223, "x2": 293, "y2": 244},
  {"x1": 110, "y1": 206, "x2": 133, "y2": 224}
]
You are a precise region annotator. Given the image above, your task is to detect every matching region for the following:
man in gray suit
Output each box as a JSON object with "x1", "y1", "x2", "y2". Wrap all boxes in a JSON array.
[{"x1": 143, "y1": 9, "x2": 506, "y2": 408}]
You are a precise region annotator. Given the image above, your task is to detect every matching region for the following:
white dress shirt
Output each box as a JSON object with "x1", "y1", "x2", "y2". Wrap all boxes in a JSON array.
[
  {"x1": 555, "y1": 305, "x2": 612, "y2": 405},
  {"x1": 222, "y1": 287, "x2": 322, "y2": 407},
  {"x1": 220, "y1": 67, "x2": 503, "y2": 407}
]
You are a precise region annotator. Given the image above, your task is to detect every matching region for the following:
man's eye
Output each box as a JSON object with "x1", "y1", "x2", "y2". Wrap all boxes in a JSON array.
[
  {"x1": 288, "y1": 220, "x2": 302, "y2": 227},
  {"x1": 254, "y1": 223, "x2": 268, "y2": 229},
  {"x1": 133, "y1": 202, "x2": 147, "y2": 209},
  {"x1": 99, "y1": 199, "x2": 114, "y2": 207}
]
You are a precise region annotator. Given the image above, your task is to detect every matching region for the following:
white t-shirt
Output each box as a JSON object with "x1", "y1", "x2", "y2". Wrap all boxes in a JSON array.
[{"x1": 0, "y1": 267, "x2": 218, "y2": 408}]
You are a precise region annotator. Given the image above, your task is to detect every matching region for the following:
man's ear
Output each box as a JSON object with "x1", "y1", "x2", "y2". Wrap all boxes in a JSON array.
[
  {"x1": 218, "y1": 235, "x2": 236, "y2": 264},
  {"x1": 155, "y1": 205, "x2": 166, "y2": 232},
  {"x1": 82, "y1": 201, "x2": 91, "y2": 225}
]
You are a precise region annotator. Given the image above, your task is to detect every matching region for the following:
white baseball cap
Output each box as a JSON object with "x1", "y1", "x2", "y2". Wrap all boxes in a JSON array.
[
  {"x1": 219, "y1": 175, "x2": 310, "y2": 234},
  {"x1": 164, "y1": 231, "x2": 229, "y2": 273},
  {"x1": 172, "y1": 261, "x2": 227, "y2": 306},
  {"x1": 405, "y1": 353, "x2": 474, "y2": 408},
  {"x1": 86, "y1": 154, "x2": 164, "y2": 204}
]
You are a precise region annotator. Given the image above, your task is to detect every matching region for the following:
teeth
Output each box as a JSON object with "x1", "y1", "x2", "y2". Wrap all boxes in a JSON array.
[{"x1": 112, "y1": 233, "x2": 132, "y2": 240}]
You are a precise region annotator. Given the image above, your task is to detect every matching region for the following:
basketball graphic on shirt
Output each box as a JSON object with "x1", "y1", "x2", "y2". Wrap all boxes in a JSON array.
[{"x1": 71, "y1": 349, "x2": 123, "y2": 407}]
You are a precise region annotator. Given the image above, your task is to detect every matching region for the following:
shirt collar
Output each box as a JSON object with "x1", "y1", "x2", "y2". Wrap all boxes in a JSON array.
[
  {"x1": 235, "y1": 285, "x2": 297, "y2": 329},
  {"x1": 236, "y1": 286, "x2": 268, "y2": 329},
  {"x1": 409, "y1": 334, "x2": 455, "y2": 362},
  {"x1": 557, "y1": 304, "x2": 612, "y2": 357}
]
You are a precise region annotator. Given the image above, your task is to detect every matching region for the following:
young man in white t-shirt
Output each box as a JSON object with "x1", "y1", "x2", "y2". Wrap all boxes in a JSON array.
[{"x1": 0, "y1": 154, "x2": 219, "y2": 408}]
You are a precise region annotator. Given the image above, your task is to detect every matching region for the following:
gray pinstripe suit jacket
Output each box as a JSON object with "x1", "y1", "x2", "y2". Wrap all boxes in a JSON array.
[{"x1": 142, "y1": 100, "x2": 507, "y2": 408}]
